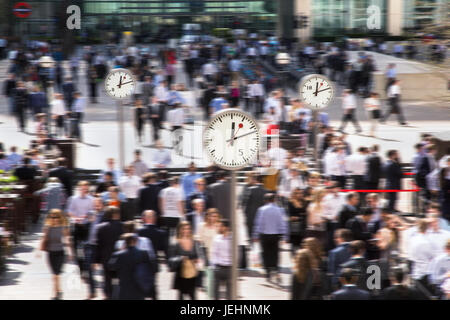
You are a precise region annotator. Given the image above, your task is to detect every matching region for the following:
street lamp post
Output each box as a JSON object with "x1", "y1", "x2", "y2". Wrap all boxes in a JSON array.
[{"x1": 275, "y1": 52, "x2": 291, "y2": 92}]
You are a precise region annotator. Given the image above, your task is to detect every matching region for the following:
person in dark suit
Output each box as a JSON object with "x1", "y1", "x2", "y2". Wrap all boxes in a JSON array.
[
  {"x1": 365, "y1": 145, "x2": 382, "y2": 189},
  {"x1": 339, "y1": 240, "x2": 369, "y2": 291},
  {"x1": 108, "y1": 233, "x2": 151, "y2": 300},
  {"x1": 49, "y1": 157, "x2": 73, "y2": 197},
  {"x1": 381, "y1": 267, "x2": 425, "y2": 300},
  {"x1": 346, "y1": 208, "x2": 380, "y2": 260},
  {"x1": 328, "y1": 229, "x2": 353, "y2": 289},
  {"x1": 383, "y1": 150, "x2": 403, "y2": 212},
  {"x1": 416, "y1": 144, "x2": 437, "y2": 200},
  {"x1": 13, "y1": 156, "x2": 38, "y2": 180},
  {"x1": 62, "y1": 77, "x2": 76, "y2": 111},
  {"x1": 148, "y1": 96, "x2": 164, "y2": 142},
  {"x1": 186, "y1": 178, "x2": 210, "y2": 212},
  {"x1": 338, "y1": 192, "x2": 360, "y2": 228},
  {"x1": 138, "y1": 172, "x2": 162, "y2": 217},
  {"x1": 331, "y1": 268, "x2": 370, "y2": 300},
  {"x1": 207, "y1": 171, "x2": 231, "y2": 220},
  {"x1": 95, "y1": 206, "x2": 124, "y2": 299},
  {"x1": 202, "y1": 83, "x2": 216, "y2": 120},
  {"x1": 241, "y1": 174, "x2": 267, "y2": 242}
]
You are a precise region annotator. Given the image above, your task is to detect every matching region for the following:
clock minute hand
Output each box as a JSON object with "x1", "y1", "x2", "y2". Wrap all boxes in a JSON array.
[
  {"x1": 120, "y1": 81, "x2": 134, "y2": 86},
  {"x1": 117, "y1": 75, "x2": 123, "y2": 88},
  {"x1": 316, "y1": 87, "x2": 331, "y2": 94},
  {"x1": 226, "y1": 130, "x2": 258, "y2": 143}
]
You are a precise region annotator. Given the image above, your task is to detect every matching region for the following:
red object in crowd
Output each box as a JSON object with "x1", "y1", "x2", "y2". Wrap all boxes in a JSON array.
[
  {"x1": 266, "y1": 124, "x2": 279, "y2": 135},
  {"x1": 166, "y1": 50, "x2": 177, "y2": 65}
]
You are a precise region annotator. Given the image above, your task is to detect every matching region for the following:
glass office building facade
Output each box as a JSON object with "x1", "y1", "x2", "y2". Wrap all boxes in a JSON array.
[
  {"x1": 311, "y1": 0, "x2": 388, "y2": 37},
  {"x1": 82, "y1": 0, "x2": 278, "y2": 39}
]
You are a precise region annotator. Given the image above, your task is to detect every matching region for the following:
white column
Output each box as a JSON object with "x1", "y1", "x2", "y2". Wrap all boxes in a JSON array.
[
  {"x1": 387, "y1": 0, "x2": 404, "y2": 35},
  {"x1": 294, "y1": 0, "x2": 312, "y2": 43}
]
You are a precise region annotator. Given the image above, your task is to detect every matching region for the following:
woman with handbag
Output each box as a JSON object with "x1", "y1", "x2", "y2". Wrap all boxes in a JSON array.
[
  {"x1": 288, "y1": 188, "x2": 309, "y2": 254},
  {"x1": 168, "y1": 221, "x2": 202, "y2": 300},
  {"x1": 39, "y1": 209, "x2": 72, "y2": 300}
]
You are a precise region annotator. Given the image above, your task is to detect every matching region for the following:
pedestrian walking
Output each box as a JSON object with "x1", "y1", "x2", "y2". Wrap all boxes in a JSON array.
[
  {"x1": 364, "y1": 92, "x2": 381, "y2": 137},
  {"x1": 381, "y1": 80, "x2": 407, "y2": 125},
  {"x1": 339, "y1": 89, "x2": 362, "y2": 134},
  {"x1": 39, "y1": 209, "x2": 73, "y2": 300}
]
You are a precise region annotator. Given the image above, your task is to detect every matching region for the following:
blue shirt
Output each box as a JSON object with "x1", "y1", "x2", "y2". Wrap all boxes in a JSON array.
[
  {"x1": 181, "y1": 172, "x2": 203, "y2": 199},
  {"x1": 101, "y1": 191, "x2": 127, "y2": 203},
  {"x1": 167, "y1": 90, "x2": 186, "y2": 106},
  {"x1": 7, "y1": 153, "x2": 22, "y2": 167},
  {"x1": 99, "y1": 169, "x2": 122, "y2": 185},
  {"x1": 386, "y1": 68, "x2": 396, "y2": 79},
  {"x1": 209, "y1": 97, "x2": 227, "y2": 113},
  {"x1": 253, "y1": 203, "x2": 288, "y2": 240},
  {"x1": 229, "y1": 59, "x2": 241, "y2": 72}
]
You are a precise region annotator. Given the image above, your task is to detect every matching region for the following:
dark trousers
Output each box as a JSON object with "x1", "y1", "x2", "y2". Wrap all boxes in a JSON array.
[
  {"x1": 72, "y1": 223, "x2": 88, "y2": 273},
  {"x1": 151, "y1": 118, "x2": 161, "y2": 142},
  {"x1": 160, "y1": 216, "x2": 180, "y2": 258},
  {"x1": 102, "y1": 262, "x2": 115, "y2": 299},
  {"x1": 214, "y1": 265, "x2": 231, "y2": 300},
  {"x1": 260, "y1": 234, "x2": 281, "y2": 275},
  {"x1": 15, "y1": 108, "x2": 26, "y2": 131},
  {"x1": 332, "y1": 175, "x2": 347, "y2": 189},
  {"x1": 339, "y1": 109, "x2": 361, "y2": 132},
  {"x1": 383, "y1": 97, "x2": 406, "y2": 124},
  {"x1": 84, "y1": 244, "x2": 96, "y2": 295},
  {"x1": 386, "y1": 191, "x2": 398, "y2": 211}
]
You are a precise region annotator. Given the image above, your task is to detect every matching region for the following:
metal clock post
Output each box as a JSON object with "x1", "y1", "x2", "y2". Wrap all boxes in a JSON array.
[
  {"x1": 105, "y1": 68, "x2": 136, "y2": 170},
  {"x1": 203, "y1": 109, "x2": 261, "y2": 300}
]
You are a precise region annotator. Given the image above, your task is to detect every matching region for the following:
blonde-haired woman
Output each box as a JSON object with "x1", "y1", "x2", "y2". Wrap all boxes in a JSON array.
[
  {"x1": 39, "y1": 209, "x2": 72, "y2": 300},
  {"x1": 306, "y1": 188, "x2": 326, "y2": 234},
  {"x1": 291, "y1": 249, "x2": 316, "y2": 300},
  {"x1": 168, "y1": 221, "x2": 202, "y2": 300},
  {"x1": 196, "y1": 208, "x2": 221, "y2": 264}
]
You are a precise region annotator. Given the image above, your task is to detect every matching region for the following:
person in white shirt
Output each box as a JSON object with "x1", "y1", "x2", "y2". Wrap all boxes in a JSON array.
[
  {"x1": 382, "y1": 79, "x2": 407, "y2": 125},
  {"x1": 345, "y1": 147, "x2": 368, "y2": 190},
  {"x1": 119, "y1": 166, "x2": 142, "y2": 220},
  {"x1": 167, "y1": 102, "x2": 185, "y2": 155},
  {"x1": 338, "y1": 89, "x2": 362, "y2": 133},
  {"x1": 322, "y1": 183, "x2": 346, "y2": 251},
  {"x1": 426, "y1": 210, "x2": 450, "y2": 258},
  {"x1": 158, "y1": 176, "x2": 185, "y2": 237},
  {"x1": 187, "y1": 198, "x2": 205, "y2": 235},
  {"x1": 364, "y1": 92, "x2": 381, "y2": 137},
  {"x1": 211, "y1": 219, "x2": 232, "y2": 300},
  {"x1": 249, "y1": 80, "x2": 265, "y2": 118},
  {"x1": 152, "y1": 140, "x2": 172, "y2": 168},
  {"x1": 266, "y1": 139, "x2": 288, "y2": 170},
  {"x1": 427, "y1": 239, "x2": 450, "y2": 287},
  {"x1": 278, "y1": 166, "x2": 306, "y2": 199},
  {"x1": 50, "y1": 93, "x2": 67, "y2": 137},
  {"x1": 201, "y1": 60, "x2": 217, "y2": 83},
  {"x1": 328, "y1": 146, "x2": 348, "y2": 189},
  {"x1": 409, "y1": 219, "x2": 435, "y2": 282},
  {"x1": 154, "y1": 80, "x2": 169, "y2": 105}
]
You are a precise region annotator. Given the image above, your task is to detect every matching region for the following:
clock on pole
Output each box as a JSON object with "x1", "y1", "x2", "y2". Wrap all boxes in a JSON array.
[
  {"x1": 299, "y1": 73, "x2": 334, "y2": 110},
  {"x1": 105, "y1": 68, "x2": 136, "y2": 170},
  {"x1": 203, "y1": 108, "x2": 260, "y2": 300},
  {"x1": 299, "y1": 74, "x2": 335, "y2": 162}
]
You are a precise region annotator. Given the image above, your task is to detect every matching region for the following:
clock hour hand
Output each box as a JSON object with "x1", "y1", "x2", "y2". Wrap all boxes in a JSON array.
[
  {"x1": 230, "y1": 122, "x2": 235, "y2": 146},
  {"x1": 314, "y1": 82, "x2": 318, "y2": 96},
  {"x1": 226, "y1": 130, "x2": 258, "y2": 143}
]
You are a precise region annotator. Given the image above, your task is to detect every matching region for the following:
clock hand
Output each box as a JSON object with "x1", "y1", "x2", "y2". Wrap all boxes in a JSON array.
[
  {"x1": 314, "y1": 82, "x2": 318, "y2": 96},
  {"x1": 316, "y1": 87, "x2": 331, "y2": 94},
  {"x1": 120, "y1": 81, "x2": 134, "y2": 86},
  {"x1": 226, "y1": 130, "x2": 258, "y2": 143},
  {"x1": 230, "y1": 122, "x2": 235, "y2": 146},
  {"x1": 117, "y1": 75, "x2": 123, "y2": 88}
]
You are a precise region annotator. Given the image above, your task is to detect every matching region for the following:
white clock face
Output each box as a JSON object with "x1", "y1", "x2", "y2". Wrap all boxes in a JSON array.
[
  {"x1": 204, "y1": 109, "x2": 260, "y2": 170},
  {"x1": 105, "y1": 68, "x2": 136, "y2": 99},
  {"x1": 299, "y1": 74, "x2": 334, "y2": 110}
]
